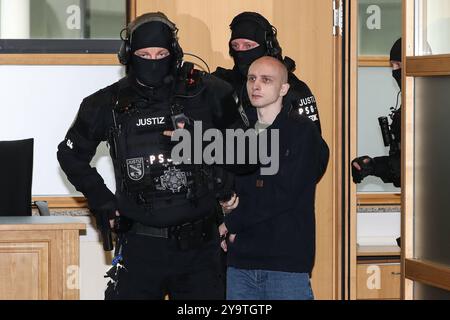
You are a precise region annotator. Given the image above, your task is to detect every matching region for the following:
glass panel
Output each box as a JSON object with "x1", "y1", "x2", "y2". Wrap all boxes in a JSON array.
[
  {"x1": 414, "y1": 76, "x2": 450, "y2": 266},
  {"x1": 0, "y1": 0, "x2": 126, "y2": 39},
  {"x1": 358, "y1": 0, "x2": 402, "y2": 55},
  {"x1": 414, "y1": 282, "x2": 450, "y2": 300},
  {"x1": 357, "y1": 67, "x2": 401, "y2": 192},
  {"x1": 415, "y1": 0, "x2": 450, "y2": 55}
]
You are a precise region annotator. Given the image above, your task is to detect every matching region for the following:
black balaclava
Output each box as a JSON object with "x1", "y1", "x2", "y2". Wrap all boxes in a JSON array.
[
  {"x1": 130, "y1": 21, "x2": 174, "y2": 87},
  {"x1": 229, "y1": 12, "x2": 271, "y2": 77},
  {"x1": 390, "y1": 38, "x2": 402, "y2": 89}
]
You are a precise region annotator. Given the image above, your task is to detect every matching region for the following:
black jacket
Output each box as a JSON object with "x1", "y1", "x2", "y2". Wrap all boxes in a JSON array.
[
  {"x1": 57, "y1": 73, "x2": 241, "y2": 224},
  {"x1": 224, "y1": 102, "x2": 329, "y2": 274},
  {"x1": 213, "y1": 67, "x2": 322, "y2": 133}
]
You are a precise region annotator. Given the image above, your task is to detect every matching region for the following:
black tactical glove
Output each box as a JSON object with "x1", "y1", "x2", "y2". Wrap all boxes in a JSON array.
[
  {"x1": 93, "y1": 207, "x2": 116, "y2": 231},
  {"x1": 351, "y1": 155, "x2": 374, "y2": 183},
  {"x1": 92, "y1": 202, "x2": 117, "y2": 252},
  {"x1": 112, "y1": 215, "x2": 133, "y2": 234}
]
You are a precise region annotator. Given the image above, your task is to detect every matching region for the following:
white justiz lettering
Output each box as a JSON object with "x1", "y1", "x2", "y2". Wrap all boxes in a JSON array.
[{"x1": 136, "y1": 117, "x2": 165, "y2": 127}]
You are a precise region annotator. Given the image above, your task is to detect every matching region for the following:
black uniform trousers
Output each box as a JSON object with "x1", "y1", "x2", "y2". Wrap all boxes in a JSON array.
[{"x1": 108, "y1": 227, "x2": 225, "y2": 300}]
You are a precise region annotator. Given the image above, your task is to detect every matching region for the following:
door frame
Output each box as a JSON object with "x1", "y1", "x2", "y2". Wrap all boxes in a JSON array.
[
  {"x1": 402, "y1": 0, "x2": 450, "y2": 299},
  {"x1": 342, "y1": 0, "x2": 358, "y2": 300}
]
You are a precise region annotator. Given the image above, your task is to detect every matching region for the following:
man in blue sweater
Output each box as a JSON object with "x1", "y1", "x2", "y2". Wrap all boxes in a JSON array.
[{"x1": 219, "y1": 56, "x2": 329, "y2": 300}]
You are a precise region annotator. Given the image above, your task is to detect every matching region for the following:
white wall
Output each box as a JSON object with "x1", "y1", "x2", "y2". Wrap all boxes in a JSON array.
[
  {"x1": 0, "y1": 65, "x2": 122, "y2": 299},
  {"x1": 357, "y1": 211, "x2": 400, "y2": 246},
  {"x1": 0, "y1": 65, "x2": 124, "y2": 196}
]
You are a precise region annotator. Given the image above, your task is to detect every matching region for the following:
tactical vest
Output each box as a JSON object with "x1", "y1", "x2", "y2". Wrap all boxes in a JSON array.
[{"x1": 108, "y1": 82, "x2": 216, "y2": 227}]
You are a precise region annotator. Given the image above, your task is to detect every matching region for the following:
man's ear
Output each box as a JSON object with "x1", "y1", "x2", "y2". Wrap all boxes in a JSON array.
[{"x1": 280, "y1": 83, "x2": 290, "y2": 97}]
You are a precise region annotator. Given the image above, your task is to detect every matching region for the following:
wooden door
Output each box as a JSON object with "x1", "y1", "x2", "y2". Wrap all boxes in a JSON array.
[{"x1": 134, "y1": 0, "x2": 342, "y2": 299}]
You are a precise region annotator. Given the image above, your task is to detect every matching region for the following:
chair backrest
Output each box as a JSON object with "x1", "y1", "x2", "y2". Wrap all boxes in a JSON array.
[{"x1": 0, "y1": 138, "x2": 34, "y2": 216}]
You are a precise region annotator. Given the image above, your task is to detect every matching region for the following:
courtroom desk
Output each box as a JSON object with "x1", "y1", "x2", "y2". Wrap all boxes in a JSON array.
[{"x1": 0, "y1": 216, "x2": 86, "y2": 300}]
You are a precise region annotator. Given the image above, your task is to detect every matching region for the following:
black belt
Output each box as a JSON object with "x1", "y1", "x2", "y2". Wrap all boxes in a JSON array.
[
  {"x1": 130, "y1": 214, "x2": 216, "y2": 239},
  {"x1": 132, "y1": 223, "x2": 169, "y2": 238}
]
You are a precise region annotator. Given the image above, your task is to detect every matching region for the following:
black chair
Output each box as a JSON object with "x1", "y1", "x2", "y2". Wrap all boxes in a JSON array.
[{"x1": 0, "y1": 138, "x2": 49, "y2": 216}]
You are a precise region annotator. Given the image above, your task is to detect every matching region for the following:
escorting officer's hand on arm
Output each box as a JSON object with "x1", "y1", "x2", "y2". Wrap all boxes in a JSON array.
[
  {"x1": 220, "y1": 193, "x2": 239, "y2": 214},
  {"x1": 218, "y1": 193, "x2": 239, "y2": 252},
  {"x1": 218, "y1": 223, "x2": 236, "y2": 252}
]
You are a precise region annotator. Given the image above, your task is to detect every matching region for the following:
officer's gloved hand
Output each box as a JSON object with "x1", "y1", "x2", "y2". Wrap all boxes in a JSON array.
[
  {"x1": 92, "y1": 203, "x2": 117, "y2": 252},
  {"x1": 93, "y1": 207, "x2": 116, "y2": 232},
  {"x1": 351, "y1": 155, "x2": 374, "y2": 183},
  {"x1": 112, "y1": 215, "x2": 133, "y2": 234}
]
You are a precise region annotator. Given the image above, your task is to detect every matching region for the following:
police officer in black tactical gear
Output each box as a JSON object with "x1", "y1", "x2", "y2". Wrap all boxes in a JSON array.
[
  {"x1": 351, "y1": 38, "x2": 402, "y2": 188},
  {"x1": 213, "y1": 11, "x2": 322, "y2": 133},
  {"x1": 57, "y1": 12, "x2": 242, "y2": 300}
]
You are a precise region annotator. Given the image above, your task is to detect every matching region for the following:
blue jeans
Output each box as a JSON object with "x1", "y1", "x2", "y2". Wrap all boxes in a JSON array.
[{"x1": 226, "y1": 267, "x2": 314, "y2": 300}]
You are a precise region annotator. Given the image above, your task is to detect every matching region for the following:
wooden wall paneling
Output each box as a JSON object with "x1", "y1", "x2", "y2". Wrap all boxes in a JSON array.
[
  {"x1": 402, "y1": 0, "x2": 415, "y2": 301},
  {"x1": 286, "y1": 0, "x2": 336, "y2": 300},
  {"x1": 356, "y1": 263, "x2": 401, "y2": 299},
  {"x1": 333, "y1": 0, "x2": 344, "y2": 300},
  {"x1": 357, "y1": 193, "x2": 401, "y2": 206},
  {"x1": 32, "y1": 196, "x2": 88, "y2": 209},
  {"x1": 358, "y1": 56, "x2": 391, "y2": 67},
  {"x1": 348, "y1": 0, "x2": 358, "y2": 300},
  {"x1": 128, "y1": 0, "x2": 137, "y2": 21},
  {"x1": 0, "y1": 54, "x2": 119, "y2": 65}
]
